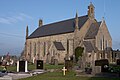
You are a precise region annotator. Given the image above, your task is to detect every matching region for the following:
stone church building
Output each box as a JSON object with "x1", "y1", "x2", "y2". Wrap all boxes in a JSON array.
[{"x1": 24, "y1": 3, "x2": 112, "y2": 65}]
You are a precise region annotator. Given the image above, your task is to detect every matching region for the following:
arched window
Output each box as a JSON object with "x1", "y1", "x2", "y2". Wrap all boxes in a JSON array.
[
  {"x1": 34, "y1": 43, "x2": 36, "y2": 56},
  {"x1": 38, "y1": 41, "x2": 40, "y2": 54},
  {"x1": 106, "y1": 40, "x2": 108, "y2": 49},
  {"x1": 30, "y1": 42, "x2": 32, "y2": 58},
  {"x1": 100, "y1": 39, "x2": 102, "y2": 50},
  {"x1": 43, "y1": 42, "x2": 46, "y2": 56},
  {"x1": 91, "y1": 8, "x2": 93, "y2": 13}
]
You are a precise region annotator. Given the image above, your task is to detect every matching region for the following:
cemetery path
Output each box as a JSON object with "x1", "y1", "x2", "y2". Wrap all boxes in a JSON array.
[{"x1": 8, "y1": 73, "x2": 32, "y2": 80}]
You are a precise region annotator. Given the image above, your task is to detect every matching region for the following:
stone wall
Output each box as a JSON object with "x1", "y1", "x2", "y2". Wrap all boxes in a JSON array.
[
  {"x1": 96, "y1": 20, "x2": 112, "y2": 51},
  {"x1": 26, "y1": 32, "x2": 74, "y2": 63}
]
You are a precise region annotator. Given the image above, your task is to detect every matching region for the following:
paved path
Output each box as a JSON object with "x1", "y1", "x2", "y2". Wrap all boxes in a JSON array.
[
  {"x1": 0, "y1": 69, "x2": 46, "y2": 80},
  {"x1": 7, "y1": 73, "x2": 32, "y2": 80},
  {"x1": 0, "y1": 75, "x2": 12, "y2": 80}
]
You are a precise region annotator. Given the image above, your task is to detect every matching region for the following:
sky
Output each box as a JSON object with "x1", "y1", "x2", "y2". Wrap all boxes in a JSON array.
[{"x1": 0, "y1": 0, "x2": 120, "y2": 56}]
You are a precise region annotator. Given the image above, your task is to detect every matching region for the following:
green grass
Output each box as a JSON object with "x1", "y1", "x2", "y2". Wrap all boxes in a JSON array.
[
  {"x1": 0, "y1": 64, "x2": 64, "y2": 72},
  {"x1": 19, "y1": 64, "x2": 120, "y2": 80},
  {"x1": 0, "y1": 66, "x2": 16, "y2": 72},
  {"x1": 1, "y1": 64, "x2": 119, "y2": 80},
  {"x1": 44, "y1": 64, "x2": 64, "y2": 69},
  {"x1": 19, "y1": 71, "x2": 120, "y2": 80}
]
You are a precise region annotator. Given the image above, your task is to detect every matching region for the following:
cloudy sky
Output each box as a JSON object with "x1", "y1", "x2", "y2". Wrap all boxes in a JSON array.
[{"x1": 0, "y1": 0, "x2": 120, "y2": 56}]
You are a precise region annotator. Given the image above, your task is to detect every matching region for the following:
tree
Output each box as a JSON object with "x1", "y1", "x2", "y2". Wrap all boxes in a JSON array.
[{"x1": 75, "y1": 47, "x2": 84, "y2": 62}]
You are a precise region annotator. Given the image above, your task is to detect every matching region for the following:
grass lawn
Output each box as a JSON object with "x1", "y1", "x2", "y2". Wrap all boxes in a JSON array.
[
  {"x1": 0, "y1": 64, "x2": 35, "y2": 72},
  {"x1": 0, "y1": 63, "x2": 64, "y2": 72},
  {"x1": 19, "y1": 64, "x2": 119, "y2": 80},
  {"x1": 44, "y1": 64, "x2": 64, "y2": 69},
  {"x1": 19, "y1": 71, "x2": 120, "y2": 80},
  {"x1": 0, "y1": 64, "x2": 119, "y2": 80},
  {"x1": 0, "y1": 65, "x2": 16, "y2": 72}
]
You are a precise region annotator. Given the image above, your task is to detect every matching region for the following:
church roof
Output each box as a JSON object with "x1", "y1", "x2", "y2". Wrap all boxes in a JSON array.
[
  {"x1": 84, "y1": 21, "x2": 101, "y2": 39},
  {"x1": 28, "y1": 15, "x2": 88, "y2": 39},
  {"x1": 53, "y1": 42, "x2": 65, "y2": 51},
  {"x1": 83, "y1": 41, "x2": 98, "y2": 53}
]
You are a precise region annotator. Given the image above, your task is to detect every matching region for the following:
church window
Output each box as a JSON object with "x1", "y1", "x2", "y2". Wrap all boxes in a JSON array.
[
  {"x1": 91, "y1": 8, "x2": 93, "y2": 13},
  {"x1": 115, "y1": 53, "x2": 117, "y2": 58},
  {"x1": 106, "y1": 40, "x2": 107, "y2": 49},
  {"x1": 100, "y1": 39, "x2": 102, "y2": 50},
  {"x1": 43, "y1": 42, "x2": 46, "y2": 56},
  {"x1": 38, "y1": 41, "x2": 40, "y2": 54},
  {"x1": 34, "y1": 43, "x2": 36, "y2": 56},
  {"x1": 67, "y1": 39, "x2": 69, "y2": 54},
  {"x1": 30, "y1": 42, "x2": 32, "y2": 58}
]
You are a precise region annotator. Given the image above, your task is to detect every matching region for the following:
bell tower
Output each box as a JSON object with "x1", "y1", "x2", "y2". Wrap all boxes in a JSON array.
[{"x1": 88, "y1": 2, "x2": 95, "y2": 19}]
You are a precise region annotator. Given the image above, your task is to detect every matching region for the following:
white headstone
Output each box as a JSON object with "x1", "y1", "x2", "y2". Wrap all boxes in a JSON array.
[
  {"x1": 25, "y1": 61, "x2": 28, "y2": 72},
  {"x1": 17, "y1": 61, "x2": 19, "y2": 72},
  {"x1": 1, "y1": 56, "x2": 3, "y2": 61},
  {"x1": 10, "y1": 59, "x2": 13, "y2": 65},
  {"x1": 62, "y1": 67, "x2": 67, "y2": 76},
  {"x1": 33, "y1": 57, "x2": 35, "y2": 63}
]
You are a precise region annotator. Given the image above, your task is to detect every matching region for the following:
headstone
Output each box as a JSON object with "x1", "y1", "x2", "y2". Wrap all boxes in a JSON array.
[
  {"x1": 51, "y1": 56, "x2": 58, "y2": 65},
  {"x1": 36, "y1": 60, "x2": 43, "y2": 69},
  {"x1": 51, "y1": 56, "x2": 54, "y2": 65},
  {"x1": 95, "y1": 59, "x2": 109, "y2": 72},
  {"x1": 10, "y1": 59, "x2": 14, "y2": 65},
  {"x1": 65, "y1": 60, "x2": 73, "y2": 71},
  {"x1": 17, "y1": 61, "x2": 28, "y2": 72},
  {"x1": 54, "y1": 59, "x2": 58, "y2": 65},
  {"x1": 77, "y1": 57, "x2": 82, "y2": 68},
  {"x1": 117, "y1": 59, "x2": 120, "y2": 65},
  {"x1": 62, "y1": 67, "x2": 67, "y2": 76},
  {"x1": 1, "y1": 56, "x2": 3, "y2": 61},
  {"x1": 33, "y1": 57, "x2": 35, "y2": 64},
  {"x1": 92, "y1": 66, "x2": 101, "y2": 74},
  {"x1": 0, "y1": 62, "x2": 2, "y2": 65}
]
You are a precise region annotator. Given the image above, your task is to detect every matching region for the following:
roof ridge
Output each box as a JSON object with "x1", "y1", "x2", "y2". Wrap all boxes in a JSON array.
[
  {"x1": 28, "y1": 15, "x2": 88, "y2": 39},
  {"x1": 39, "y1": 15, "x2": 88, "y2": 28}
]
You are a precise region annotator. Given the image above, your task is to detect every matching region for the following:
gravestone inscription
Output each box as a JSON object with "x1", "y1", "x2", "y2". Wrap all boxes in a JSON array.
[{"x1": 36, "y1": 60, "x2": 43, "y2": 69}]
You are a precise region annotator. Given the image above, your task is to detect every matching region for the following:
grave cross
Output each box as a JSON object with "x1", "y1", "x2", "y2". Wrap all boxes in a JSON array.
[{"x1": 62, "y1": 67, "x2": 67, "y2": 76}]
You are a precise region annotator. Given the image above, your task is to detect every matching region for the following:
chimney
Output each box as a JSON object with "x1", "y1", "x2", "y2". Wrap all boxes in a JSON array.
[{"x1": 39, "y1": 19, "x2": 43, "y2": 27}]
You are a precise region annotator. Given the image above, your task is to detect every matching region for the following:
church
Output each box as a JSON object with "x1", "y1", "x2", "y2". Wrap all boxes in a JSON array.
[{"x1": 23, "y1": 3, "x2": 112, "y2": 65}]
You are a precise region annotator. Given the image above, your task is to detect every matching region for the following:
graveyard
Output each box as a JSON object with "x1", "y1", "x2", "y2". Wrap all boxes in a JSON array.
[
  {"x1": 0, "y1": 47, "x2": 120, "y2": 80},
  {"x1": 0, "y1": 58, "x2": 120, "y2": 80},
  {"x1": 0, "y1": 49, "x2": 120, "y2": 80}
]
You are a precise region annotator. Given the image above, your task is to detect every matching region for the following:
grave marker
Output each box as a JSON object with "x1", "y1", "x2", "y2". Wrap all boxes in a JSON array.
[
  {"x1": 17, "y1": 61, "x2": 28, "y2": 72},
  {"x1": 36, "y1": 60, "x2": 43, "y2": 69},
  {"x1": 65, "y1": 60, "x2": 73, "y2": 71},
  {"x1": 62, "y1": 67, "x2": 67, "y2": 76}
]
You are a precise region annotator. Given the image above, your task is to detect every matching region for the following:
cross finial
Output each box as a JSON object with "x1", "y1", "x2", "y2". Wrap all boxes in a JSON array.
[
  {"x1": 102, "y1": 17, "x2": 105, "y2": 23},
  {"x1": 102, "y1": 17, "x2": 105, "y2": 20}
]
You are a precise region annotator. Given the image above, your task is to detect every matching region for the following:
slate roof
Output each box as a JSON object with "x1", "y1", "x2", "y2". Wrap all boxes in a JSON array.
[
  {"x1": 53, "y1": 42, "x2": 65, "y2": 51},
  {"x1": 83, "y1": 41, "x2": 98, "y2": 53},
  {"x1": 84, "y1": 21, "x2": 101, "y2": 39},
  {"x1": 28, "y1": 15, "x2": 88, "y2": 39}
]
